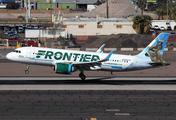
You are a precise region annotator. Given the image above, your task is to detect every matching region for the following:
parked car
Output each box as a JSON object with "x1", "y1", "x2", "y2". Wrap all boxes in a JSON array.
[
  {"x1": 11, "y1": 28, "x2": 17, "y2": 34},
  {"x1": 31, "y1": 25, "x2": 34, "y2": 29},
  {"x1": 149, "y1": 28, "x2": 154, "y2": 31},
  {"x1": 167, "y1": 26, "x2": 172, "y2": 30},
  {"x1": 8, "y1": 31, "x2": 19, "y2": 38},
  {"x1": 22, "y1": 24, "x2": 26, "y2": 28},
  {"x1": 4, "y1": 29, "x2": 9, "y2": 35},
  {"x1": 26, "y1": 25, "x2": 32, "y2": 29},
  {"x1": 160, "y1": 26, "x2": 165, "y2": 30},
  {"x1": 154, "y1": 25, "x2": 160, "y2": 30},
  {"x1": 18, "y1": 28, "x2": 24, "y2": 33},
  {"x1": 33, "y1": 25, "x2": 39, "y2": 29},
  {"x1": 8, "y1": 31, "x2": 15, "y2": 38}
]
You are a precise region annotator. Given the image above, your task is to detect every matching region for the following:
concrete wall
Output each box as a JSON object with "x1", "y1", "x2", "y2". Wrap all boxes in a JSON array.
[
  {"x1": 25, "y1": 29, "x2": 65, "y2": 38},
  {"x1": 59, "y1": 22, "x2": 136, "y2": 35},
  {"x1": 152, "y1": 20, "x2": 176, "y2": 30}
]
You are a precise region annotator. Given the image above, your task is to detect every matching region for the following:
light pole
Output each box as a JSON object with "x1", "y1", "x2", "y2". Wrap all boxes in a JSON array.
[
  {"x1": 50, "y1": 0, "x2": 52, "y2": 23},
  {"x1": 106, "y1": 0, "x2": 109, "y2": 18},
  {"x1": 26, "y1": 0, "x2": 28, "y2": 23},
  {"x1": 26, "y1": 0, "x2": 31, "y2": 23}
]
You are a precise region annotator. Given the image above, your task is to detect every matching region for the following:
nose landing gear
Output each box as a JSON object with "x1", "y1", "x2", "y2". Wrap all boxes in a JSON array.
[{"x1": 25, "y1": 64, "x2": 30, "y2": 74}]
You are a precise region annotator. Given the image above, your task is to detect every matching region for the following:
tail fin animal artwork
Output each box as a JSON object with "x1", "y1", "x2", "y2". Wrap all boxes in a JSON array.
[{"x1": 137, "y1": 33, "x2": 170, "y2": 66}]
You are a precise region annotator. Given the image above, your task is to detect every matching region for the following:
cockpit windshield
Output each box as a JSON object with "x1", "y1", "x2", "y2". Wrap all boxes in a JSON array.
[{"x1": 13, "y1": 50, "x2": 21, "y2": 53}]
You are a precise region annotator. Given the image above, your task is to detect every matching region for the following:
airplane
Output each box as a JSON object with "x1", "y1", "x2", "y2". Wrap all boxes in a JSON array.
[{"x1": 6, "y1": 33, "x2": 170, "y2": 80}]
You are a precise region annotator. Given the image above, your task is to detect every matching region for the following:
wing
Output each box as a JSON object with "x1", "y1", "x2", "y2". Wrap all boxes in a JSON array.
[{"x1": 72, "y1": 50, "x2": 114, "y2": 70}]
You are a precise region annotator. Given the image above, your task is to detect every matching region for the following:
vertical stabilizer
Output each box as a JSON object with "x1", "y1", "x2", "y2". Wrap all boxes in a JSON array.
[{"x1": 138, "y1": 33, "x2": 170, "y2": 63}]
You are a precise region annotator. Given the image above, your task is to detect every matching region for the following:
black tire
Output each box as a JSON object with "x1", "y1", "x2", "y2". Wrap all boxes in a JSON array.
[{"x1": 25, "y1": 70, "x2": 29, "y2": 74}]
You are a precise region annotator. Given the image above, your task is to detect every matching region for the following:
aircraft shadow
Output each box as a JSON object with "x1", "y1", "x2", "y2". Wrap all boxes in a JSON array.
[{"x1": 0, "y1": 77, "x2": 176, "y2": 85}]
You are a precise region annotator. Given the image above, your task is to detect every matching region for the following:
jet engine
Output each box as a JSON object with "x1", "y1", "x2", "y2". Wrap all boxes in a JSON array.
[{"x1": 55, "y1": 63, "x2": 75, "y2": 74}]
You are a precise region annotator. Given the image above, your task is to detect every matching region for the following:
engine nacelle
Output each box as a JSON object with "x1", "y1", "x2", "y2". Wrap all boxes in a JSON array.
[{"x1": 55, "y1": 63, "x2": 75, "y2": 74}]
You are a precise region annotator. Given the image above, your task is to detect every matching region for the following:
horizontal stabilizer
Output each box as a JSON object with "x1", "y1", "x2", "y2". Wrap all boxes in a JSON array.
[{"x1": 148, "y1": 62, "x2": 170, "y2": 67}]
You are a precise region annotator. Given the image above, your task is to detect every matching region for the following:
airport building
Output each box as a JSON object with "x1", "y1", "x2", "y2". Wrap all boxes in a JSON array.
[{"x1": 54, "y1": 17, "x2": 136, "y2": 36}]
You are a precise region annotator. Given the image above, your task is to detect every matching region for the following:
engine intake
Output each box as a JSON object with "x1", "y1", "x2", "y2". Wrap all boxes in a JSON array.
[{"x1": 55, "y1": 63, "x2": 74, "y2": 74}]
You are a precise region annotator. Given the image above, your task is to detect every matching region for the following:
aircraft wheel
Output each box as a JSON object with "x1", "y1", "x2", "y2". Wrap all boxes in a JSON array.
[{"x1": 25, "y1": 70, "x2": 29, "y2": 74}]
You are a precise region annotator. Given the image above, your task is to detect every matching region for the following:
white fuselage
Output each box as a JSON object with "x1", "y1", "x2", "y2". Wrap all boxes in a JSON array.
[{"x1": 6, "y1": 47, "x2": 153, "y2": 72}]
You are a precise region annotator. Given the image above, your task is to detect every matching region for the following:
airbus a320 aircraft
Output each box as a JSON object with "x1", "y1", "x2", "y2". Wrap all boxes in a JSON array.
[{"x1": 6, "y1": 33, "x2": 170, "y2": 80}]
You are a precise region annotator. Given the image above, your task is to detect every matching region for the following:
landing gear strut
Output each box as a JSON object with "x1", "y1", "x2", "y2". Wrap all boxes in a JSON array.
[
  {"x1": 79, "y1": 72, "x2": 86, "y2": 81},
  {"x1": 25, "y1": 64, "x2": 30, "y2": 74}
]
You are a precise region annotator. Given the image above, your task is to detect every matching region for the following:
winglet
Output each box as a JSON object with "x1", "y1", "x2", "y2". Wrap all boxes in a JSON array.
[
  {"x1": 99, "y1": 50, "x2": 114, "y2": 62},
  {"x1": 96, "y1": 44, "x2": 105, "y2": 53}
]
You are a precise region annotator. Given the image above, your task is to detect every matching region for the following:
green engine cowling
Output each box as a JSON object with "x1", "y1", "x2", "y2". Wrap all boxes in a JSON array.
[{"x1": 55, "y1": 63, "x2": 74, "y2": 74}]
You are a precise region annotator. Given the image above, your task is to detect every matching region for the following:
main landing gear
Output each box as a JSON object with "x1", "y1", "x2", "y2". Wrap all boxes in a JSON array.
[
  {"x1": 79, "y1": 72, "x2": 86, "y2": 81},
  {"x1": 25, "y1": 64, "x2": 30, "y2": 74}
]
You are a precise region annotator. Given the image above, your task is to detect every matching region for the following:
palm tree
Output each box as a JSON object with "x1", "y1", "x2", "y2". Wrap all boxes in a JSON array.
[
  {"x1": 155, "y1": 1, "x2": 175, "y2": 20},
  {"x1": 172, "y1": 6, "x2": 176, "y2": 20},
  {"x1": 136, "y1": 0, "x2": 147, "y2": 15},
  {"x1": 132, "y1": 15, "x2": 153, "y2": 34},
  {"x1": 154, "y1": 9, "x2": 166, "y2": 20}
]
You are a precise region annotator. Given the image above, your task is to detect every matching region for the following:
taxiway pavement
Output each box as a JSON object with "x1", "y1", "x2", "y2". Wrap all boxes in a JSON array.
[{"x1": 1, "y1": 90, "x2": 176, "y2": 120}]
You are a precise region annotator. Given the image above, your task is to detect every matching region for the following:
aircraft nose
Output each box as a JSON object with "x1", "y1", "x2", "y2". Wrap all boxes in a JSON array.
[{"x1": 6, "y1": 53, "x2": 13, "y2": 60}]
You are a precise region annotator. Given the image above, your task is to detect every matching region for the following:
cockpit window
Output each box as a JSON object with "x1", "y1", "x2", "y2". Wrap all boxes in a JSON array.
[{"x1": 13, "y1": 50, "x2": 21, "y2": 53}]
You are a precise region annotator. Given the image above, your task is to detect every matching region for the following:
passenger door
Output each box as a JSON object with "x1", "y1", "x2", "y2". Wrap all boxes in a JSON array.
[{"x1": 26, "y1": 49, "x2": 32, "y2": 58}]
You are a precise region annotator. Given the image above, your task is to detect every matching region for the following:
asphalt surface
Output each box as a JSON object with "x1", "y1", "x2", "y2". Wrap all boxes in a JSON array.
[{"x1": 1, "y1": 90, "x2": 176, "y2": 120}]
